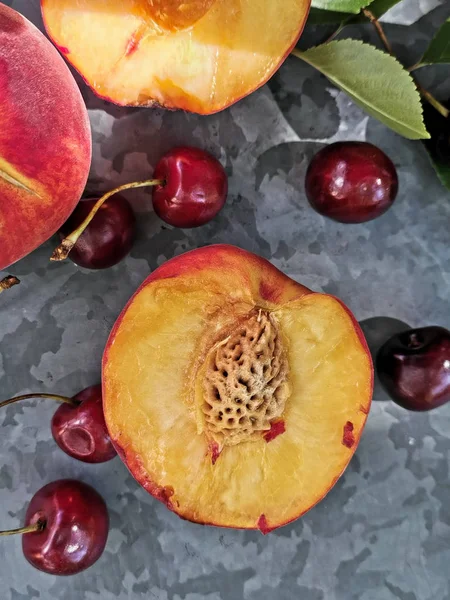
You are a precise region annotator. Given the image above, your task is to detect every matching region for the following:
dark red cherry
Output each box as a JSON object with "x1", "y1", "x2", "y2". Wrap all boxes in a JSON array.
[
  {"x1": 51, "y1": 385, "x2": 116, "y2": 463},
  {"x1": 377, "y1": 326, "x2": 450, "y2": 411},
  {"x1": 60, "y1": 195, "x2": 135, "y2": 269},
  {"x1": 305, "y1": 142, "x2": 398, "y2": 223},
  {"x1": 0, "y1": 385, "x2": 115, "y2": 464},
  {"x1": 20, "y1": 480, "x2": 109, "y2": 575},
  {"x1": 152, "y1": 146, "x2": 228, "y2": 227}
]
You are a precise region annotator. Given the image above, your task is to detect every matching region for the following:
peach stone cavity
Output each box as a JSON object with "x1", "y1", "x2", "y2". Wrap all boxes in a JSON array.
[
  {"x1": 200, "y1": 311, "x2": 289, "y2": 447},
  {"x1": 143, "y1": 0, "x2": 218, "y2": 31}
]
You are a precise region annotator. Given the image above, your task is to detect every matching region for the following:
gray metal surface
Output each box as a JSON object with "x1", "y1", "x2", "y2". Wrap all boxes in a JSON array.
[{"x1": 1, "y1": 0, "x2": 450, "y2": 598}]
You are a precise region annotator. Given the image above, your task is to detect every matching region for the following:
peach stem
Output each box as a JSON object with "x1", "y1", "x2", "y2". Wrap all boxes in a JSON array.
[
  {"x1": 0, "y1": 276, "x2": 20, "y2": 294},
  {"x1": 0, "y1": 393, "x2": 80, "y2": 410},
  {"x1": 50, "y1": 179, "x2": 164, "y2": 262},
  {"x1": 0, "y1": 521, "x2": 45, "y2": 537}
]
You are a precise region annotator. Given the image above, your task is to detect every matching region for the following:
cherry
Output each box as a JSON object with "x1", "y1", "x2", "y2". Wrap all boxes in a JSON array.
[
  {"x1": 51, "y1": 146, "x2": 228, "y2": 262},
  {"x1": 0, "y1": 385, "x2": 116, "y2": 463},
  {"x1": 377, "y1": 326, "x2": 450, "y2": 411},
  {"x1": 305, "y1": 142, "x2": 398, "y2": 223},
  {"x1": 51, "y1": 385, "x2": 116, "y2": 463},
  {"x1": 60, "y1": 195, "x2": 135, "y2": 269},
  {"x1": 0, "y1": 480, "x2": 109, "y2": 575},
  {"x1": 152, "y1": 146, "x2": 228, "y2": 227}
]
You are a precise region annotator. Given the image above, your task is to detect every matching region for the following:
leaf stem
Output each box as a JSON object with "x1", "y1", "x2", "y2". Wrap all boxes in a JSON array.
[
  {"x1": 362, "y1": 9, "x2": 449, "y2": 119},
  {"x1": 50, "y1": 179, "x2": 164, "y2": 262},
  {"x1": 321, "y1": 23, "x2": 345, "y2": 44},
  {"x1": 416, "y1": 83, "x2": 449, "y2": 118},
  {"x1": 291, "y1": 48, "x2": 303, "y2": 61},
  {"x1": 362, "y1": 9, "x2": 393, "y2": 54},
  {"x1": 0, "y1": 276, "x2": 20, "y2": 295},
  {"x1": 408, "y1": 62, "x2": 422, "y2": 72},
  {"x1": 0, "y1": 393, "x2": 79, "y2": 410}
]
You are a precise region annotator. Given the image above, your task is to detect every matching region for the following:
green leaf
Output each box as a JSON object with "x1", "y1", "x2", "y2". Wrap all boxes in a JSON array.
[
  {"x1": 307, "y1": 7, "x2": 352, "y2": 24},
  {"x1": 308, "y1": 0, "x2": 403, "y2": 27},
  {"x1": 348, "y1": 0, "x2": 403, "y2": 24},
  {"x1": 418, "y1": 19, "x2": 450, "y2": 66},
  {"x1": 294, "y1": 40, "x2": 430, "y2": 140},
  {"x1": 311, "y1": 0, "x2": 369, "y2": 14},
  {"x1": 359, "y1": 0, "x2": 403, "y2": 19},
  {"x1": 425, "y1": 152, "x2": 450, "y2": 191},
  {"x1": 422, "y1": 104, "x2": 450, "y2": 192}
]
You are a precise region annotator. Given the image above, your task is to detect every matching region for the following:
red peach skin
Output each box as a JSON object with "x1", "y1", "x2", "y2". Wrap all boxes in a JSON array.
[{"x1": 0, "y1": 5, "x2": 91, "y2": 270}]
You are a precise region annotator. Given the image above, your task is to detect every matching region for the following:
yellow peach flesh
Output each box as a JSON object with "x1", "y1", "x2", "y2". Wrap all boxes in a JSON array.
[
  {"x1": 41, "y1": 0, "x2": 311, "y2": 113},
  {"x1": 103, "y1": 246, "x2": 372, "y2": 531}
]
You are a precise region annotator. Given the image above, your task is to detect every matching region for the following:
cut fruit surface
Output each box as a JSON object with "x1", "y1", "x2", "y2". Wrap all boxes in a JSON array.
[
  {"x1": 103, "y1": 245, "x2": 373, "y2": 531},
  {"x1": 0, "y1": 5, "x2": 91, "y2": 270},
  {"x1": 41, "y1": 0, "x2": 310, "y2": 114}
]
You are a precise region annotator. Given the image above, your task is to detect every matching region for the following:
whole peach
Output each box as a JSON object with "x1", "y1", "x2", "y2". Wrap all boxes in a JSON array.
[{"x1": 0, "y1": 5, "x2": 91, "y2": 270}]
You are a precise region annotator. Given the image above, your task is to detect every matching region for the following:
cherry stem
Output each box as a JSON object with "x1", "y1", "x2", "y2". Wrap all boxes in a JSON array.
[
  {"x1": 0, "y1": 393, "x2": 80, "y2": 410},
  {"x1": 50, "y1": 179, "x2": 165, "y2": 262},
  {"x1": 0, "y1": 521, "x2": 45, "y2": 537},
  {"x1": 0, "y1": 275, "x2": 20, "y2": 295},
  {"x1": 362, "y1": 9, "x2": 450, "y2": 120},
  {"x1": 407, "y1": 333, "x2": 423, "y2": 349}
]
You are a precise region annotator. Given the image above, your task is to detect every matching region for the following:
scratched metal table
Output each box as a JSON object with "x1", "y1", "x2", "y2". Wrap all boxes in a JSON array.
[{"x1": 1, "y1": 1, "x2": 450, "y2": 598}]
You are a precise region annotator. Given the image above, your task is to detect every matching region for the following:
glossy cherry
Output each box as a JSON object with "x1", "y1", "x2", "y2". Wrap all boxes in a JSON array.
[
  {"x1": 51, "y1": 385, "x2": 116, "y2": 463},
  {"x1": 0, "y1": 480, "x2": 109, "y2": 575},
  {"x1": 305, "y1": 141, "x2": 399, "y2": 223},
  {"x1": 60, "y1": 195, "x2": 135, "y2": 269},
  {"x1": 152, "y1": 146, "x2": 228, "y2": 228},
  {"x1": 0, "y1": 385, "x2": 116, "y2": 463},
  {"x1": 377, "y1": 326, "x2": 450, "y2": 411},
  {"x1": 52, "y1": 146, "x2": 228, "y2": 263}
]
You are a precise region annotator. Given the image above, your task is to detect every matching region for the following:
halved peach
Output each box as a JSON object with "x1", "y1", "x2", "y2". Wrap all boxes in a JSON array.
[
  {"x1": 0, "y1": 5, "x2": 91, "y2": 270},
  {"x1": 103, "y1": 245, "x2": 373, "y2": 531},
  {"x1": 41, "y1": 0, "x2": 310, "y2": 114}
]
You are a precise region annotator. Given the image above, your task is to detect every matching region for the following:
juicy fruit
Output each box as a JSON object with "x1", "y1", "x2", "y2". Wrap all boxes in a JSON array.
[
  {"x1": 51, "y1": 385, "x2": 116, "y2": 463},
  {"x1": 305, "y1": 142, "x2": 398, "y2": 224},
  {"x1": 153, "y1": 147, "x2": 228, "y2": 227},
  {"x1": 0, "y1": 5, "x2": 91, "y2": 270},
  {"x1": 41, "y1": 0, "x2": 311, "y2": 114},
  {"x1": 377, "y1": 326, "x2": 450, "y2": 411},
  {"x1": 22, "y1": 480, "x2": 109, "y2": 575},
  {"x1": 103, "y1": 245, "x2": 373, "y2": 531},
  {"x1": 60, "y1": 196, "x2": 135, "y2": 269}
]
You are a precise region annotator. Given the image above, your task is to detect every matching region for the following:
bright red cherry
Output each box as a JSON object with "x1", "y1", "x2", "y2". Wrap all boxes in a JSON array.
[
  {"x1": 305, "y1": 142, "x2": 398, "y2": 223},
  {"x1": 0, "y1": 385, "x2": 116, "y2": 463},
  {"x1": 60, "y1": 195, "x2": 135, "y2": 269},
  {"x1": 377, "y1": 326, "x2": 450, "y2": 411},
  {"x1": 17, "y1": 480, "x2": 108, "y2": 575},
  {"x1": 152, "y1": 146, "x2": 228, "y2": 227},
  {"x1": 51, "y1": 146, "x2": 228, "y2": 263},
  {"x1": 51, "y1": 385, "x2": 116, "y2": 463}
]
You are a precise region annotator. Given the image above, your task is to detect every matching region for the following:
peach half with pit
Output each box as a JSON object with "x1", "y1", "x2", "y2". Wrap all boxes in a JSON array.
[
  {"x1": 103, "y1": 245, "x2": 373, "y2": 531},
  {"x1": 0, "y1": 5, "x2": 91, "y2": 271},
  {"x1": 41, "y1": 0, "x2": 311, "y2": 114}
]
